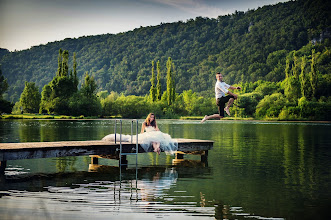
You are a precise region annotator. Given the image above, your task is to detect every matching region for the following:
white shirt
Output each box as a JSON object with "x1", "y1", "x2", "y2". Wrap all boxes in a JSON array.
[{"x1": 215, "y1": 80, "x2": 230, "y2": 99}]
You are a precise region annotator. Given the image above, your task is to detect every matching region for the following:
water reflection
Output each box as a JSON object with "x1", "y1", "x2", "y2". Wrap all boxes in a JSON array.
[{"x1": 0, "y1": 161, "x2": 286, "y2": 220}]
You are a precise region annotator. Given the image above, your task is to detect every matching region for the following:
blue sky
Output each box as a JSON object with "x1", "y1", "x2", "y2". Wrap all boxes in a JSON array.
[{"x1": 0, "y1": 0, "x2": 288, "y2": 51}]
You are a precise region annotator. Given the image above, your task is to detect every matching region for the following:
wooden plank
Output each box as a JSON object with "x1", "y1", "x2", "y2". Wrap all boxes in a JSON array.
[{"x1": 0, "y1": 139, "x2": 213, "y2": 161}]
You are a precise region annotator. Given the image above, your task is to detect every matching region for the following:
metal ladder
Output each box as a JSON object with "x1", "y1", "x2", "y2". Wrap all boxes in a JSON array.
[
  {"x1": 114, "y1": 119, "x2": 139, "y2": 166},
  {"x1": 114, "y1": 119, "x2": 139, "y2": 197}
]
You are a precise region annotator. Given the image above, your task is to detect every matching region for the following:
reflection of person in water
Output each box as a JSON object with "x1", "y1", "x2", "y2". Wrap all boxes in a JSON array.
[
  {"x1": 138, "y1": 168, "x2": 178, "y2": 201},
  {"x1": 102, "y1": 113, "x2": 178, "y2": 155}
]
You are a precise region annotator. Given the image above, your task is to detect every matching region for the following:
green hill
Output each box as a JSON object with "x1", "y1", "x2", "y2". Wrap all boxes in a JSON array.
[{"x1": 1, "y1": 0, "x2": 330, "y2": 102}]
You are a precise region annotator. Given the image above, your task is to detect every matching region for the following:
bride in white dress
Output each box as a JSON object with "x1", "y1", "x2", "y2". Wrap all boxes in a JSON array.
[
  {"x1": 139, "y1": 113, "x2": 178, "y2": 155},
  {"x1": 102, "y1": 113, "x2": 178, "y2": 155}
]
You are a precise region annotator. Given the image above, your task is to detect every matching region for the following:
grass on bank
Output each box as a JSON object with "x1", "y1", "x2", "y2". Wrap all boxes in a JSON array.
[
  {"x1": 2, "y1": 114, "x2": 323, "y2": 122},
  {"x1": 1, "y1": 113, "x2": 254, "y2": 120},
  {"x1": 179, "y1": 116, "x2": 254, "y2": 120},
  {"x1": 0, "y1": 113, "x2": 105, "y2": 119}
]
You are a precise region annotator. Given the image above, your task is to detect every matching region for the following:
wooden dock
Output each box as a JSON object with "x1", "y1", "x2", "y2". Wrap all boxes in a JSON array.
[{"x1": 0, "y1": 138, "x2": 213, "y2": 173}]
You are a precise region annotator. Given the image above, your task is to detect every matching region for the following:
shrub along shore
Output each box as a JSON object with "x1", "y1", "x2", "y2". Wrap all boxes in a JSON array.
[{"x1": 2, "y1": 113, "x2": 330, "y2": 123}]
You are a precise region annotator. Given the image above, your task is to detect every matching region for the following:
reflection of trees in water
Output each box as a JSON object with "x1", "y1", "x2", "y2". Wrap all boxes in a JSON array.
[
  {"x1": 18, "y1": 121, "x2": 42, "y2": 142},
  {"x1": 55, "y1": 157, "x2": 77, "y2": 173}
]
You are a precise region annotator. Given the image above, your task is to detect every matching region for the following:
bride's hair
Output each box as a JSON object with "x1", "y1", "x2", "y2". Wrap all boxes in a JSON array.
[{"x1": 144, "y1": 113, "x2": 156, "y2": 127}]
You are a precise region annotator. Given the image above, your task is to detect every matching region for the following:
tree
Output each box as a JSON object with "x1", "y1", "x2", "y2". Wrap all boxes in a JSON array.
[
  {"x1": 61, "y1": 50, "x2": 69, "y2": 77},
  {"x1": 81, "y1": 72, "x2": 97, "y2": 98},
  {"x1": 20, "y1": 81, "x2": 41, "y2": 113},
  {"x1": 56, "y1": 49, "x2": 63, "y2": 77},
  {"x1": 39, "y1": 84, "x2": 52, "y2": 113},
  {"x1": 310, "y1": 49, "x2": 318, "y2": 98},
  {"x1": 171, "y1": 62, "x2": 176, "y2": 103},
  {"x1": 300, "y1": 55, "x2": 309, "y2": 98},
  {"x1": 255, "y1": 93, "x2": 287, "y2": 118},
  {"x1": 156, "y1": 60, "x2": 162, "y2": 101},
  {"x1": 166, "y1": 57, "x2": 174, "y2": 106},
  {"x1": 40, "y1": 49, "x2": 78, "y2": 114},
  {"x1": 284, "y1": 54, "x2": 300, "y2": 101},
  {"x1": 0, "y1": 66, "x2": 13, "y2": 114},
  {"x1": 72, "y1": 52, "x2": 78, "y2": 89},
  {"x1": 0, "y1": 66, "x2": 8, "y2": 98},
  {"x1": 68, "y1": 72, "x2": 101, "y2": 116},
  {"x1": 150, "y1": 61, "x2": 156, "y2": 102}
]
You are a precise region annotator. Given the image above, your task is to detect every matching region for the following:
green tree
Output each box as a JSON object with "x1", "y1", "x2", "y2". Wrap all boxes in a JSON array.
[
  {"x1": 39, "y1": 84, "x2": 52, "y2": 113},
  {"x1": 171, "y1": 62, "x2": 176, "y2": 103},
  {"x1": 310, "y1": 49, "x2": 318, "y2": 98},
  {"x1": 69, "y1": 72, "x2": 101, "y2": 116},
  {"x1": 56, "y1": 49, "x2": 63, "y2": 77},
  {"x1": 72, "y1": 52, "x2": 78, "y2": 88},
  {"x1": 0, "y1": 66, "x2": 13, "y2": 114},
  {"x1": 284, "y1": 54, "x2": 300, "y2": 101},
  {"x1": 61, "y1": 50, "x2": 69, "y2": 77},
  {"x1": 300, "y1": 55, "x2": 309, "y2": 98},
  {"x1": 150, "y1": 61, "x2": 156, "y2": 102},
  {"x1": 20, "y1": 81, "x2": 41, "y2": 113},
  {"x1": 40, "y1": 49, "x2": 78, "y2": 114},
  {"x1": 0, "y1": 66, "x2": 8, "y2": 97},
  {"x1": 166, "y1": 57, "x2": 173, "y2": 106},
  {"x1": 256, "y1": 93, "x2": 287, "y2": 118},
  {"x1": 156, "y1": 60, "x2": 162, "y2": 100},
  {"x1": 81, "y1": 72, "x2": 97, "y2": 98}
]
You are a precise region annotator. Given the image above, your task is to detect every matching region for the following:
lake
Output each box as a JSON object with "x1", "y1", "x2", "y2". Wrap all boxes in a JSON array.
[{"x1": 0, "y1": 119, "x2": 330, "y2": 220}]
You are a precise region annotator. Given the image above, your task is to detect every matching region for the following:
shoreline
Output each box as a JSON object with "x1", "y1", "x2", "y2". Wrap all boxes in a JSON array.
[{"x1": 1, "y1": 114, "x2": 330, "y2": 124}]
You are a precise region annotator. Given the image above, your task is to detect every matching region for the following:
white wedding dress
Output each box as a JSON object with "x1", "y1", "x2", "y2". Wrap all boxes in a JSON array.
[{"x1": 102, "y1": 126, "x2": 178, "y2": 155}]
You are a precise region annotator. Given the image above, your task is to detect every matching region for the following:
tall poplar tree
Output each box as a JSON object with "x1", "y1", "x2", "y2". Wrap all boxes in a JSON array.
[
  {"x1": 73, "y1": 52, "x2": 78, "y2": 88},
  {"x1": 300, "y1": 56, "x2": 309, "y2": 98},
  {"x1": 166, "y1": 57, "x2": 173, "y2": 106},
  {"x1": 40, "y1": 49, "x2": 78, "y2": 114},
  {"x1": 171, "y1": 62, "x2": 176, "y2": 103},
  {"x1": 150, "y1": 61, "x2": 156, "y2": 102},
  {"x1": 61, "y1": 50, "x2": 69, "y2": 77},
  {"x1": 156, "y1": 60, "x2": 161, "y2": 100},
  {"x1": 310, "y1": 49, "x2": 318, "y2": 98},
  {"x1": 56, "y1": 49, "x2": 63, "y2": 77}
]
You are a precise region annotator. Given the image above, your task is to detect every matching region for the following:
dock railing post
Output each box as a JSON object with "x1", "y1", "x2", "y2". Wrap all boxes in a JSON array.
[
  {"x1": 131, "y1": 120, "x2": 133, "y2": 143},
  {"x1": 114, "y1": 119, "x2": 117, "y2": 144}
]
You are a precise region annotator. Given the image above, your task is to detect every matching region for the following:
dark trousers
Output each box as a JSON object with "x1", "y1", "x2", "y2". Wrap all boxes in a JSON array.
[{"x1": 216, "y1": 95, "x2": 235, "y2": 117}]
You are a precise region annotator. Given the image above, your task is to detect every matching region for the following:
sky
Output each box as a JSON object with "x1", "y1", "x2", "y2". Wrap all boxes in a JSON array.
[{"x1": 0, "y1": 0, "x2": 288, "y2": 52}]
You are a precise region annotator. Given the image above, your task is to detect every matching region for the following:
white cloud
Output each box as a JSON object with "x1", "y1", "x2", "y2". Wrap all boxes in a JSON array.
[{"x1": 148, "y1": 0, "x2": 232, "y2": 18}]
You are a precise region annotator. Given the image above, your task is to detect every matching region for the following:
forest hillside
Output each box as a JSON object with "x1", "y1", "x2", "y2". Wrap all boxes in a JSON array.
[{"x1": 0, "y1": 0, "x2": 330, "y2": 103}]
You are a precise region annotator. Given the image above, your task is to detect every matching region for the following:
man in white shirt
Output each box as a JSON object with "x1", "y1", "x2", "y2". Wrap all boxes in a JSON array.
[{"x1": 201, "y1": 72, "x2": 241, "y2": 123}]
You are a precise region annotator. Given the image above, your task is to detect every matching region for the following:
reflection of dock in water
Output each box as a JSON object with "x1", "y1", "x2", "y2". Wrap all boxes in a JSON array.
[
  {"x1": 0, "y1": 138, "x2": 213, "y2": 173},
  {"x1": 0, "y1": 163, "x2": 212, "y2": 191},
  {"x1": 0, "y1": 164, "x2": 216, "y2": 219}
]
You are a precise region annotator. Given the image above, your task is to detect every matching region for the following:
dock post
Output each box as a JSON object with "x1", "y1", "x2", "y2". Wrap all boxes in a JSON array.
[
  {"x1": 90, "y1": 156, "x2": 99, "y2": 165},
  {"x1": 201, "y1": 150, "x2": 208, "y2": 162},
  {"x1": 120, "y1": 155, "x2": 128, "y2": 167},
  {"x1": 0, "y1": 161, "x2": 7, "y2": 174},
  {"x1": 176, "y1": 151, "x2": 184, "y2": 159}
]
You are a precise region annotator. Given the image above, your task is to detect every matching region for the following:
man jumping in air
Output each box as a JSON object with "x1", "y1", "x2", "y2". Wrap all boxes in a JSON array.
[{"x1": 201, "y1": 72, "x2": 241, "y2": 123}]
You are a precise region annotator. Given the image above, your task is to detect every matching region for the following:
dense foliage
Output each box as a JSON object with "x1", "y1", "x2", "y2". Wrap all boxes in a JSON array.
[
  {"x1": 0, "y1": 66, "x2": 13, "y2": 114},
  {"x1": 0, "y1": 0, "x2": 330, "y2": 120},
  {"x1": 20, "y1": 81, "x2": 41, "y2": 113}
]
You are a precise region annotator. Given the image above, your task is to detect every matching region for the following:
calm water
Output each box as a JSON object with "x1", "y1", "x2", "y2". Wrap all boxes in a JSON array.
[{"x1": 0, "y1": 119, "x2": 330, "y2": 220}]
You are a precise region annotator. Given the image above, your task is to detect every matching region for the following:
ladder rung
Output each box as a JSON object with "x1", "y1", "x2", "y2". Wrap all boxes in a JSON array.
[{"x1": 120, "y1": 153, "x2": 138, "y2": 156}]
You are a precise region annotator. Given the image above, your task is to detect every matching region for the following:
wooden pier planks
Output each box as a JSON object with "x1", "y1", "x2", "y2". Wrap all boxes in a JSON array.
[{"x1": 0, "y1": 138, "x2": 213, "y2": 161}]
